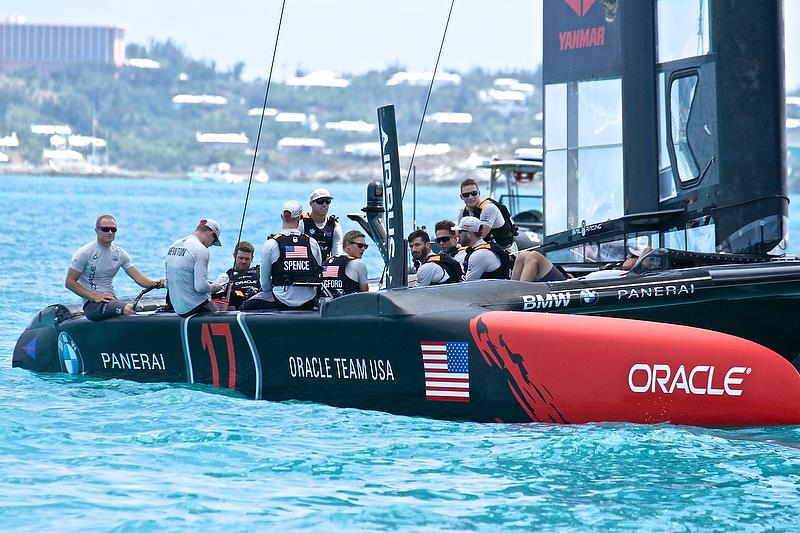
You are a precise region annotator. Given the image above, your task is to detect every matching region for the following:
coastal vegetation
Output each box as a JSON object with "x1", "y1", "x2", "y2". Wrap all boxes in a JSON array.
[{"x1": 0, "y1": 40, "x2": 543, "y2": 179}]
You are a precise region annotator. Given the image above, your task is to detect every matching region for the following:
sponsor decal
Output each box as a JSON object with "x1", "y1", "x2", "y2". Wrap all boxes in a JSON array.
[
  {"x1": 617, "y1": 283, "x2": 695, "y2": 300},
  {"x1": 58, "y1": 331, "x2": 82, "y2": 374},
  {"x1": 565, "y1": 0, "x2": 595, "y2": 17},
  {"x1": 101, "y1": 352, "x2": 167, "y2": 371},
  {"x1": 522, "y1": 292, "x2": 572, "y2": 310},
  {"x1": 579, "y1": 288, "x2": 599, "y2": 305},
  {"x1": 381, "y1": 125, "x2": 397, "y2": 287},
  {"x1": 572, "y1": 220, "x2": 602, "y2": 237},
  {"x1": 628, "y1": 363, "x2": 751, "y2": 396},
  {"x1": 421, "y1": 341, "x2": 470, "y2": 402},
  {"x1": 288, "y1": 356, "x2": 395, "y2": 381},
  {"x1": 560, "y1": 26, "x2": 605, "y2": 51}
]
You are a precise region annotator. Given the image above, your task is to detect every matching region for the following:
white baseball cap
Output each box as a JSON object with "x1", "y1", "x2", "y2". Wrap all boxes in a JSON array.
[
  {"x1": 282, "y1": 200, "x2": 303, "y2": 219},
  {"x1": 452, "y1": 216, "x2": 483, "y2": 233},
  {"x1": 200, "y1": 218, "x2": 222, "y2": 246},
  {"x1": 309, "y1": 188, "x2": 333, "y2": 203}
]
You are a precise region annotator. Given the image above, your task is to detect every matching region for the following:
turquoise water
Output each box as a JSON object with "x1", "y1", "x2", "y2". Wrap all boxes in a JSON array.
[{"x1": 1, "y1": 175, "x2": 800, "y2": 531}]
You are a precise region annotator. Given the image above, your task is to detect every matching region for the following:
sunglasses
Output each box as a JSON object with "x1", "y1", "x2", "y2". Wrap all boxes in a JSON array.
[
  {"x1": 350, "y1": 242, "x2": 369, "y2": 250},
  {"x1": 314, "y1": 198, "x2": 332, "y2": 205},
  {"x1": 97, "y1": 226, "x2": 117, "y2": 233},
  {"x1": 461, "y1": 190, "x2": 479, "y2": 199},
  {"x1": 435, "y1": 236, "x2": 453, "y2": 244}
]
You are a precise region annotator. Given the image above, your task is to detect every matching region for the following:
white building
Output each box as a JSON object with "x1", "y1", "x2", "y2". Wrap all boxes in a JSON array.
[
  {"x1": 324, "y1": 120, "x2": 375, "y2": 133},
  {"x1": 286, "y1": 70, "x2": 349, "y2": 88},
  {"x1": 195, "y1": 132, "x2": 249, "y2": 144},
  {"x1": 386, "y1": 71, "x2": 461, "y2": 87},
  {"x1": 277, "y1": 137, "x2": 326, "y2": 153}
]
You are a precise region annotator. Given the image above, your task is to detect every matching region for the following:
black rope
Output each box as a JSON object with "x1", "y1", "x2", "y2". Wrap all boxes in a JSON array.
[
  {"x1": 227, "y1": 0, "x2": 286, "y2": 300},
  {"x1": 401, "y1": 0, "x2": 455, "y2": 201}
]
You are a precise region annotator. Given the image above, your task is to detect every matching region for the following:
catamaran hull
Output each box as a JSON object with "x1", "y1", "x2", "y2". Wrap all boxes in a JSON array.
[{"x1": 13, "y1": 304, "x2": 800, "y2": 426}]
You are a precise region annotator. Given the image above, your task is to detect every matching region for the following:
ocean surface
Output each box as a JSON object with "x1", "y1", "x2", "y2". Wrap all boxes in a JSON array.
[{"x1": 1, "y1": 175, "x2": 800, "y2": 531}]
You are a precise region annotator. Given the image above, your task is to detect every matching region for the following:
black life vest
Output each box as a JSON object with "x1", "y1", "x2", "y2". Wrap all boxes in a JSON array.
[
  {"x1": 322, "y1": 255, "x2": 361, "y2": 295},
  {"x1": 302, "y1": 214, "x2": 338, "y2": 261},
  {"x1": 212, "y1": 265, "x2": 261, "y2": 309},
  {"x1": 422, "y1": 253, "x2": 463, "y2": 284},
  {"x1": 464, "y1": 242, "x2": 510, "y2": 280},
  {"x1": 271, "y1": 233, "x2": 321, "y2": 286},
  {"x1": 461, "y1": 198, "x2": 517, "y2": 248}
]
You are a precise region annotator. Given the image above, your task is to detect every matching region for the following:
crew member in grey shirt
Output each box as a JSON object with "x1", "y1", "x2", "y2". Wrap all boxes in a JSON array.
[
  {"x1": 164, "y1": 218, "x2": 223, "y2": 317},
  {"x1": 66, "y1": 214, "x2": 164, "y2": 321},
  {"x1": 242, "y1": 200, "x2": 323, "y2": 310},
  {"x1": 454, "y1": 216, "x2": 510, "y2": 281},
  {"x1": 408, "y1": 229, "x2": 462, "y2": 286},
  {"x1": 321, "y1": 229, "x2": 370, "y2": 295}
]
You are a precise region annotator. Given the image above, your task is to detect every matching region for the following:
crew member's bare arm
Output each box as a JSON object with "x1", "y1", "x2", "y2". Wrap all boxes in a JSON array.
[
  {"x1": 65, "y1": 268, "x2": 113, "y2": 302},
  {"x1": 126, "y1": 265, "x2": 165, "y2": 288}
]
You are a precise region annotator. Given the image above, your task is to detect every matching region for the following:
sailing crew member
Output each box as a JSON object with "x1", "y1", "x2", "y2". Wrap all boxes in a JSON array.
[
  {"x1": 458, "y1": 178, "x2": 518, "y2": 252},
  {"x1": 241, "y1": 200, "x2": 322, "y2": 310},
  {"x1": 408, "y1": 229, "x2": 463, "y2": 287},
  {"x1": 299, "y1": 188, "x2": 343, "y2": 261},
  {"x1": 511, "y1": 250, "x2": 567, "y2": 282},
  {"x1": 433, "y1": 220, "x2": 459, "y2": 257},
  {"x1": 164, "y1": 218, "x2": 224, "y2": 317},
  {"x1": 212, "y1": 241, "x2": 261, "y2": 309},
  {"x1": 455, "y1": 216, "x2": 510, "y2": 281},
  {"x1": 66, "y1": 214, "x2": 165, "y2": 321},
  {"x1": 321, "y1": 230, "x2": 370, "y2": 296}
]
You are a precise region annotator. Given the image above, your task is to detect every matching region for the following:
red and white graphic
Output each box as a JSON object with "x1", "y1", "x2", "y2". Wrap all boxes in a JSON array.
[
  {"x1": 285, "y1": 245, "x2": 308, "y2": 259},
  {"x1": 421, "y1": 341, "x2": 470, "y2": 402},
  {"x1": 565, "y1": 0, "x2": 595, "y2": 17},
  {"x1": 322, "y1": 265, "x2": 339, "y2": 278}
]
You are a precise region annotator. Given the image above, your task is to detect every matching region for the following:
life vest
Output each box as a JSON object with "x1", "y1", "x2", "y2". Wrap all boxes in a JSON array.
[
  {"x1": 212, "y1": 265, "x2": 260, "y2": 309},
  {"x1": 270, "y1": 233, "x2": 321, "y2": 286},
  {"x1": 302, "y1": 214, "x2": 338, "y2": 261},
  {"x1": 322, "y1": 255, "x2": 361, "y2": 295},
  {"x1": 461, "y1": 198, "x2": 517, "y2": 248},
  {"x1": 464, "y1": 242, "x2": 510, "y2": 280},
  {"x1": 422, "y1": 253, "x2": 463, "y2": 284}
]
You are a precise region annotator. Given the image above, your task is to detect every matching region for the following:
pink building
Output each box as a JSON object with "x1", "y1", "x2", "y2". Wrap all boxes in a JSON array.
[{"x1": 0, "y1": 19, "x2": 125, "y2": 74}]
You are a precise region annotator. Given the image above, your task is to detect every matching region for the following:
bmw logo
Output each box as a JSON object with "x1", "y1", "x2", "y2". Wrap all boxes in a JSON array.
[
  {"x1": 57, "y1": 331, "x2": 83, "y2": 375},
  {"x1": 580, "y1": 288, "x2": 599, "y2": 305}
]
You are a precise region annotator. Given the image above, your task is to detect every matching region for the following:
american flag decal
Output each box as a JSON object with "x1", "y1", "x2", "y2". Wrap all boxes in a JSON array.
[
  {"x1": 323, "y1": 265, "x2": 339, "y2": 278},
  {"x1": 285, "y1": 245, "x2": 308, "y2": 259},
  {"x1": 421, "y1": 341, "x2": 470, "y2": 402}
]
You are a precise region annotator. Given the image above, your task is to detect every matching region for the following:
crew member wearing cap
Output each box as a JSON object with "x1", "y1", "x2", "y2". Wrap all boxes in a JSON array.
[
  {"x1": 408, "y1": 229, "x2": 463, "y2": 287},
  {"x1": 66, "y1": 214, "x2": 165, "y2": 321},
  {"x1": 510, "y1": 250, "x2": 567, "y2": 282},
  {"x1": 321, "y1": 230, "x2": 370, "y2": 296},
  {"x1": 164, "y1": 218, "x2": 224, "y2": 317},
  {"x1": 455, "y1": 216, "x2": 510, "y2": 281},
  {"x1": 458, "y1": 178, "x2": 518, "y2": 252},
  {"x1": 242, "y1": 200, "x2": 322, "y2": 310},
  {"x1": 299, "y1": 188, "x2": 343, "y2": 261}
]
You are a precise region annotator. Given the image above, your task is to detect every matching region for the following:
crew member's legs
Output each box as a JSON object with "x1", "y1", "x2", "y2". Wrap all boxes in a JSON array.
[
  {"x1": 83, "y1": 300, "x2": 134, "y2": 321},
  {"x1": 513, "y1": 251, "x2": 558, "y2": 282}
]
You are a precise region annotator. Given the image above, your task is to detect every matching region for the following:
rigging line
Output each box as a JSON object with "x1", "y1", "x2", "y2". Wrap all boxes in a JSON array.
[
  {"x1": 227, "y1": 0, "x2": 286, "y2": 300},
  {"x1": 401, "y1": 0, "x2": 455, "y2": 202}
]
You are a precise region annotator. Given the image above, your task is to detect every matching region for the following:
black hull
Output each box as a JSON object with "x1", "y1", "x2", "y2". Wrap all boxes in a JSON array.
[{"x1": 13, "y1": 261, "x2": 800, "y2": 426}]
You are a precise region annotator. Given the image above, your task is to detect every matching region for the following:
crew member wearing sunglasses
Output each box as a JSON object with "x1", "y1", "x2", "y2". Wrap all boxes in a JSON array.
[
  {"x1": 299, "y1": 188, "x2": 343, "y2": 262},
  {"x1": 408, "y1": 229, "x2": 463, "y2": 287},
  {"x1": 321, "y1": 230, "x2": 370, "y2": 296},
  {"x1": 458, "y1": 178, "x2": 518, "y2": 253},
  {"x1": 66, "y1": 214, "x2": 165, "y2": 321}
]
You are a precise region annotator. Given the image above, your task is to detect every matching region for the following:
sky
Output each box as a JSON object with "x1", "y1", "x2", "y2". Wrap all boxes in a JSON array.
[{"x1": 1, "y1": 0, "x2": 798, "y2": 90}]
